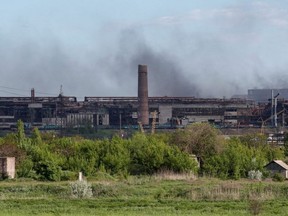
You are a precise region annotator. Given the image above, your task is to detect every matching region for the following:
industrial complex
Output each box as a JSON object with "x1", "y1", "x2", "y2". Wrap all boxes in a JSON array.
[{"x1": 0, "y1": 65, "x2": 288, "y2": 132}]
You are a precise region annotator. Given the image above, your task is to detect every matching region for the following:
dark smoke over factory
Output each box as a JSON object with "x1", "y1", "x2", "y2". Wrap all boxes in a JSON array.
[{"x1": 0, "y1": 65, "x2": 288, "y2": 132}]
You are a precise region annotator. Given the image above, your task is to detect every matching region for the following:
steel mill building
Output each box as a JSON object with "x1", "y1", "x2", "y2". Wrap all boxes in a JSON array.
[{"x1": 0, "y1": 65, "x2": 288, "y2": 131}]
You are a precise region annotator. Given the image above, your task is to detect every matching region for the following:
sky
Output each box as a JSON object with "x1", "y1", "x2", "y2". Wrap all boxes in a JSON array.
[{"x1": 0, "y1": 0, "x2": 288, "y2": 99}]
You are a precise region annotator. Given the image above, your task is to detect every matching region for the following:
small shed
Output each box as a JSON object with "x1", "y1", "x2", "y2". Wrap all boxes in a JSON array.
[
  {"x1": 0, "y1": 157, "x2": 15, "y2": 179},
  {"x1": 264, "y1": 160, "x2": 288, "y2": 179}
]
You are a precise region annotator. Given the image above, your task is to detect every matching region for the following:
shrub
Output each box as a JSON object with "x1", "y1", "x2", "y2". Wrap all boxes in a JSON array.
[
  {"x1": 128, "y1": 133, "x2": 198, "y2": 175},
  {"x1": 70, "y1": 180, "x2": 93, "y2": 198},
  {"x1": 92, "y1": 184, "x2": 117, "y2": 197},
  {"x1": 248, "y1": 170, "x2": 262, "y2": 181},
  {"x1": 99, "y1": 137, "x2": 130, "y2": 175},
  {"x1": 28, "y1": 143, "x2": 64, "y2": 181},
  {"x1": 248, "y1": 199, "x2": 262, "y2": 215},
  {"x1": 59, "y1": 139, "x2": 100, "y2": 177},
  {"x1": 128, "y1": 134, "x2": 166, "y2": 174},
  {"x1": 163, "y1": 146, "x2": 198, "y2": 173},
  {"x1": 17, "y1": 157, "x2": 34, "y2": 178},
  {"x1": 0, "y1": 172, "x2": 9, "y2": 180},
  {"x1": 61, "y1": 171, "x2": 77, "y2": 181},
  {"x1": 34, "y1": 159, "x2": 62, "y2": 181},
  {"x1": 272, "y1": 173, "x2": 285, "y2": 182},
  {"x1": 31, "y1": 128, "x2": 42, "y2": 145}
]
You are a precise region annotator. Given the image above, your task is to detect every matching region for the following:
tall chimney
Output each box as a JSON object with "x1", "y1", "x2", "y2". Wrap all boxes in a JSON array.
[
  {"x1": 138, "y1": 64, "x2": 149, "y2": 125},
  {"x1": 31, "y1": 88, "x2": 35, "y2": 102}
]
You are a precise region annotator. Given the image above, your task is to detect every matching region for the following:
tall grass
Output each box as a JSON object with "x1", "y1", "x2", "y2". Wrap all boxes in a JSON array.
[{"x1": 1, "y1": 177, "x2": 288, "y2": 215}]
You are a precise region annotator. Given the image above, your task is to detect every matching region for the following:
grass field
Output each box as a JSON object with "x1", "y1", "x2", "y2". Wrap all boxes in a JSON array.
[{"x1": 0, "y1": 175, "x2": 288, "y2": 215}]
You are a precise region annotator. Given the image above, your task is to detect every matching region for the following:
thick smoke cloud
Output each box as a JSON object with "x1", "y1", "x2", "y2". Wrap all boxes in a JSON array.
[
  {"x1": 97, "y1": 29, "x2": 200, "y2": 97},
  {"x1": 0, "y1": 1, "x2": 288, "y2": 99}
]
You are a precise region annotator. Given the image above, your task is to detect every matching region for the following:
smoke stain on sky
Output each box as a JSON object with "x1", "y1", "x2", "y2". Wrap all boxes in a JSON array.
[{"x1": 0, "y1": 1, "x2": 288, "y2": 98}]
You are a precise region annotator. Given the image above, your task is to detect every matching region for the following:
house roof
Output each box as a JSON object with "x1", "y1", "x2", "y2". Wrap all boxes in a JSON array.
[{"x1": 265, "y1": 160, "x2": 288, "y2": 170}]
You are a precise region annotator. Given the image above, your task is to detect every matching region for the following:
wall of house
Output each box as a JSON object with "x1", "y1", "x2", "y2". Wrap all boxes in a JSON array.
[
  {"x1": 0, "y1": 157, "x2": 15, "y2": 179},
  {"x1": 265, "y1": 162, "x2": 287, "y2": 179}
]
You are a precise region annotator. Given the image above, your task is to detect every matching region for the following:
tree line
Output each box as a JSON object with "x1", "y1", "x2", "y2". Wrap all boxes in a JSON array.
[{"x1": 0, "y1": 120, "x2": 285, "y2": 181}]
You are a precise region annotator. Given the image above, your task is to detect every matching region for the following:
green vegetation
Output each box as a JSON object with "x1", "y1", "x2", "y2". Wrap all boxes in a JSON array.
[
  {"x1": 170, "y1": 123, "x2": 283, "y2": 179},
  {"x1": 0, "y1": 121, "x2": 284, "y2": 180},
  {"x1": 0, "y1": 120, "x2": 199, "y2": 181},
  {"x1": 0, "y1": 177, "x2": 288, "y2": 215},
  {"x1": 1, "y1": 121, "x2": 288, "y2": 215}
]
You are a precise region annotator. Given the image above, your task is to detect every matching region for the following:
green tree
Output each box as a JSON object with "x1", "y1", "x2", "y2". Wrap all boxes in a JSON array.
[
  {"x1": 57, "y1": 138, "x2": 100, "y2": 176},
  {"x1": 170, "y1": 123, "x2": 224, "y2": 170},
  {"x1": 203, "y1": 136, "x2": 281, "y2": 179},
  {"x1": 163, "y1": 145, "x2": 198, "y2": 173},
  {"x1": 128, "y1": 133, "x2": 166, "y2": 174},
  {"x1": 239, "y1": 133, "x2": 267, "y2": 148},
  {"x1": 31, "y1": 145, "x2": 62, "y2": 181},
  {"x1": 31, "y1": 127, "x2": 42, "y2": 145},
  {"x1": 128, "y1": 133, "x2": 198, "y2": 175},
  {"x1": 99, "y1": 136, "x2": 130, "y2": 175},
  {"x1": 284, "y1": 133, "x2": 288, "y2": 157},
  {"x1": 16, "y1": 120, "x2": 25, "y2": 147}
]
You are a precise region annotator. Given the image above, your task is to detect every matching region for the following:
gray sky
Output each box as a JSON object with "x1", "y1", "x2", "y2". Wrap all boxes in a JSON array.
[{"x1": 1, "y1": 0, "x2": 288, "y2": 99}]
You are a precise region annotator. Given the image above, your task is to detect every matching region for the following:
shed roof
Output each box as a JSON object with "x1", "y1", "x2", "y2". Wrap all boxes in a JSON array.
[{"x1": 265, "y1": 160, "x2": 288, "y2": 170}]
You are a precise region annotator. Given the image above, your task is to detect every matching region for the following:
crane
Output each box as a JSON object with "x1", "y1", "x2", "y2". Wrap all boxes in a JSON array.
[
  {"x1": 138, "y1": 121, "x2": 144, "y2": 133},
  {"x1": 260, "y1": 109, "x2": 286, "y2": 134}
]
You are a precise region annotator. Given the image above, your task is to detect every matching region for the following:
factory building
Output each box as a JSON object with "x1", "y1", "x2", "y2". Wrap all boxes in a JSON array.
[
  {"x1": 0, "y1": 95, "x2": 257, "y2": 130},
  {"x1": 0, "y1": 66, "x2": 287, "y2": 131}
]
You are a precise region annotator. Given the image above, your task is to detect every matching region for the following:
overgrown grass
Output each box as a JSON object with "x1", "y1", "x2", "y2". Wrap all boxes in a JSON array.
[{"x1": 0, "y1": 177, "x2": 288, "y2": 215}]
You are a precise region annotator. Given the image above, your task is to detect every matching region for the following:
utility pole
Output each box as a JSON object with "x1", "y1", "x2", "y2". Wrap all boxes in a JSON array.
[
  {"x1": 274, "y1": 93, "x2": 280, "y2": 128},
  {"x1": 271, "y1": 90, "x2": 274, "y2": 127},
  {"x1": 119, "y1": 112, "x2": 122, "y2": 131}
]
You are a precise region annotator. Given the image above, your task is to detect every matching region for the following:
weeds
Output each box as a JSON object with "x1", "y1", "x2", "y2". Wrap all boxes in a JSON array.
[
  {"x1": 153, "y1": 170, "x2": 197, "y2": 181},
  {"x1": 248, "y1": 170, "x2": 262, "y2": 181},
  {"x1": 248, "y1": 199, "x2": 262, "y2": 215},
  {"x1": 69, "y1": 180, "x2": 93, "y2": 198},
  {"x1": 1, "y1": 178, "x2": 288, "y2": 215}
]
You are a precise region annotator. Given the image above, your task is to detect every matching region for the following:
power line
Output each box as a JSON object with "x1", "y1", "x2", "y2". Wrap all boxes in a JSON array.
[
  {"x1": 0, "y1": 85, "x2": 29, "y2": 92},
  {"x1": 0, "y1": 89, "x2": 27, "y2": 96},
  {"x1": 0, "y1": 85, "x2": 57, "y2": 96}
]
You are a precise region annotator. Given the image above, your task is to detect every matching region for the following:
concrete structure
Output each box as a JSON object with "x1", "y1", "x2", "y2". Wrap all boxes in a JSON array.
[
  {"x1": 0, "y1": 95, "x2": 267, "y2": 130},
  {"x1": 0, "y1": 157, "x2": 15, "y2": 179},
  {"x1": 31, "y1": 88, "x2": 35, "y2": 102},
  {"x1": 2, "y1": 67, "x2": 288, "y2": 131},
  {"x1": 264, "y1": 160, "x2": 288, "y2": 179},
  {"x1": 138, "y1": 65, "x2": 149, "y2": 125}
]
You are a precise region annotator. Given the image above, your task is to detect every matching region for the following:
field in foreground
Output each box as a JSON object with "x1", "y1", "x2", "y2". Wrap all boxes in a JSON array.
[{"x1": 0, "y1": 176, "x2": 288, "y2": 216}]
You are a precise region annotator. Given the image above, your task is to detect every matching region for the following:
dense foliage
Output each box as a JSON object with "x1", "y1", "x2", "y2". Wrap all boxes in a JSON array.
[
  {"x1": 0, "y1": 121, "x2": 198, "y2": 181},
  {"x1": 0, "y1": 121, "x2": 284, "y2": 181},
  {"x1": 170, "y1": 123, "x2": 284, "y2": 179}
]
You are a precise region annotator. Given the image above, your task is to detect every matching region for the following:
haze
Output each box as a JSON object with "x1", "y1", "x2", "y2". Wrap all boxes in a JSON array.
[{"x1": 0, "y1": 0, "x2": 288, "y2": 99}]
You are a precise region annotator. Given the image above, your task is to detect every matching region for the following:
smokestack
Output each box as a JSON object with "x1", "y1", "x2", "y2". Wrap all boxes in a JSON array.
[
  {"x1": 138, "y1": 64, "x2": 149, "y2": 125},
  {"x1": 31, "y1": 88, "x2": 35, "y2": 102}
]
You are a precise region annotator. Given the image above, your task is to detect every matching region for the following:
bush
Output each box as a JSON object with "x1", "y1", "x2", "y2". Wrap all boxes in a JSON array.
[
  {"x1": 248, "y1": 199, "x2": 262, "y2": 215},
  {"x1": 128, "y1": 133, "x2": 198, "y2": 175},
  {"x1": 17, "y1": 157, "x2": 34, "y2": 178},
  {"x1": 128, "y1": 134, "x2": 166, "y2": 174},
  {"x1": 34, "y1": 159, "x2": 62, "y2": 181},
  {"x1": 99, "y1": 137, "x2": 130, "y2": 175},
  {"x1": 70, "y1": 180, "x2": 93, "y2": 198},
  {"x1": 248, "y1": 170, "x2": 262, "y2": 181},
  {"x1": 272, "y1": 173, "x2": 285, "y2": 182},
  {"x1": 61, "y1": 171, "x2": 77, "y2": 181},
  {"x1": 30, "y1": 145, "x2": 63, "y2": 181},
  {"x1": 163, "y1": 146, "x2": 198, "y2": 173}
]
